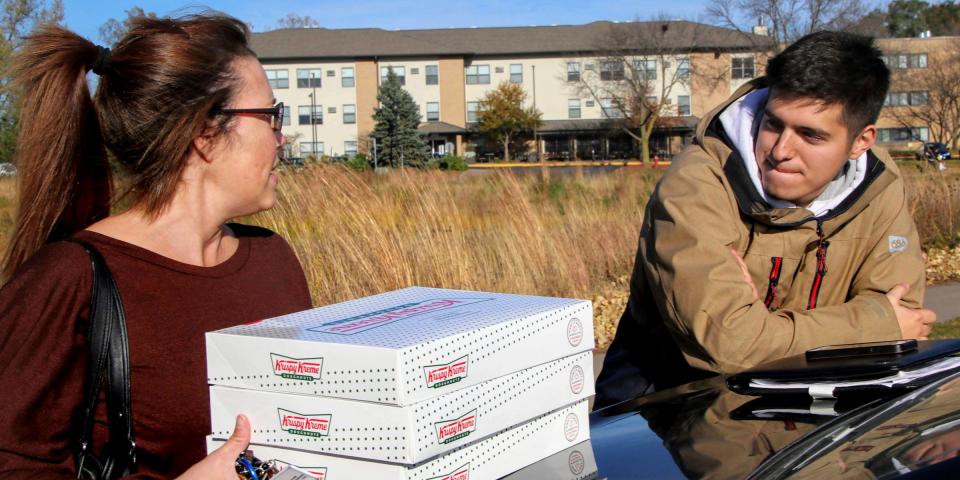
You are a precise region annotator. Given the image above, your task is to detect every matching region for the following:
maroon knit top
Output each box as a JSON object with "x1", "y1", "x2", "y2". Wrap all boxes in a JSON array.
[{"x1": 0, "y1": 224, "x2": 313, "y2": 478}]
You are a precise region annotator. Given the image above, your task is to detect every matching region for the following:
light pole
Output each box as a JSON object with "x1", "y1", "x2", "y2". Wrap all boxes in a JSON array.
[
  {"x1": 310, "y1": 73, "x2": 318, "y2": 158},
  {"x1": 532, "y1": 64, "x2": 540, "y2": 162}
]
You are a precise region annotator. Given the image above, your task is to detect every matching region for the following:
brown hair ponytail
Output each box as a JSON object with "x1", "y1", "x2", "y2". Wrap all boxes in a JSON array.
[
  {"x1": 2, "y1": 26, "x2": 111, "y2": 280},
  {"x1": 2, "y1": 14, "x2": 254, "y2": 281}
]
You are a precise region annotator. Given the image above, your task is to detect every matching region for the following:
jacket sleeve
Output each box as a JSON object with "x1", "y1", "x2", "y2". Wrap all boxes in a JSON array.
[
  {"x1": 642, "y1": 163, "x2": 911, "y2": 374},
  {"x1": 0, "y1": 243, "x2": 91, "y2": 479}
]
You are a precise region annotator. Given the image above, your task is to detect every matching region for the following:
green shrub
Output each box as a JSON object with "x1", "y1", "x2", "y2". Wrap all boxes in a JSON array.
[
  {"x1": 345, "y1": 153, "x2": 372, "y2": 171},
  {"x1": 438, "y1": 154, "x2": 468, "y2": 171}
]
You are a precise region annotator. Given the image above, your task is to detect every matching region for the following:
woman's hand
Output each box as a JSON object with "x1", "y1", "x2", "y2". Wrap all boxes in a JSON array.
[{"x1": 175, "y1": 415, "x2": 250, "y2": 479}]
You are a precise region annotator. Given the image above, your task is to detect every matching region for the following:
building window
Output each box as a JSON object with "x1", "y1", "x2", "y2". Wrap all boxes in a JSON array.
[
  {"x1": 265, "y1": 69, "x2": 289, "y2": 89},
  {"x1": 883, "y1": 53, "x2": 927, "y2": 69},
  {"x1": 426, "y1": 102, "x2": 440, "y2": 122},
  {"x1": 344, "y1": 141, "x2": 358, "y2": 156},
  {"x1": 600, "y1": 98, "x2": 623, "y2": 118},
  {"x1": 510, "y1": 64, "x2": 523, "y2": 83},
  {"x1": 885, "y1": 91, "x2": 929, "y2": 106},
  {"x1": 300, "y1": 142, "x2": 324, "y2": 155},
  {"x1": 297, "y1": 69, "x2": 322, "y2": 88},
  {"x1": 600, "y1": 61, "x2": 624, "y2": 81},
  {"x1": 677, "y1": 95, "x2": 691, "y2": 115},
  {"x1": 410, "y1": 67, "x2": 420, "y2": 75},
  {"x1": 465, "y1": 65, "x2": 490, "y2": 85},
  {"x1": 731, "y1": 57, "x2": 755, "y2": 79},
  {"x1": 326, "y1": 70, "x2": 335, "y2": 77},
  {"x1": 636, "y1": 59, "x2": 657, "y2": 81},
  {"x1": 877, "y1": 127, "x2": 929, "y2": 143},
  {"x1": 341, "y1": 67, "x2": 355, "y2": 87},
  {"x1": 343, "y1": 104, "x2": 356, "y2": 124},
  {"x1": 426, "y1": 65, "x2": 439, "y2": 85},
  {"x1": 380, "y1": 66, "x2": 406, "y2": 85},
  {"x1": 298, "y1": 105, "x2": 323, "y2": 125},
  {"x1": 282, "y1": 105, "x2": 291, "y2": 126},
  {"x1": 568, "y1": 98, "x2": 581, "y2": 119},
  {"x1": 678, "y1": 58, "x2": 690, "y2": 79},
  {"x1": 567, "y1": 62, "x2": 580, "y2": 82},
  {"x1": 467, "y1": 101, "x2": 479, "y2": 122}
]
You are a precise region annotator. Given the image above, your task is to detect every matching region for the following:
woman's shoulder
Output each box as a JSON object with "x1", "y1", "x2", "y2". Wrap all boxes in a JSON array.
[
  {"x1": 227, "y1": 223, "x2": 299, "y2": 261},
  {"x1": 0, "y1": 240, "x2": 93, "y2": 321},
  {"x1": 7, "y1": 240, "x2": 93, "y2": 285}
]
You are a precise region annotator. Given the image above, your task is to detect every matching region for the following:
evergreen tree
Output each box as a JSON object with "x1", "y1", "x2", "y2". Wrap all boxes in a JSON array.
[{"x1": 371, "y1": 69, "x2": 429, "y2": 168}]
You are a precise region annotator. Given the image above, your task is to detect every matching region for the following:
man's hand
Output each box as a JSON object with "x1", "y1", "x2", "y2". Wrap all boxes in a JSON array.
[
  {"x1": 730, "y1": 248, "x2": 759, "y2": 300},
  {"x1": 175, "y1": 415, "x2": 250, "y2": 479},
  {"x1": 886, "y1": 283, "x2": 937, "y2": 339}
]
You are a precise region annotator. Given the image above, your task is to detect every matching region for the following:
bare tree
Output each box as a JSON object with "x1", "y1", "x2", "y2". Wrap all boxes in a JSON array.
[
  {"x1": 98, "y1": 6, "x2": 157, "y2": 46},
  {"x1": 707, "y1": 0, "x2": 869, "y2": 49},
  {"x1": 887, "y1": 42, "x2": 960, "y2": 152},
  {"x1": 572, "y1": 20, "x2": 725, "y2": 163},
  {"x1": 274, "y1": 13, "x2": 320, "y2": 30}
]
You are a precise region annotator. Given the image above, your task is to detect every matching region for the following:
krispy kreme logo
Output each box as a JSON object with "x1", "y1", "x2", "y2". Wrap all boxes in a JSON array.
[
  {"x1": 270, "y1": 353, "x2": 323, "y2": 381},
  {"x1": 424, "y1": 355, "x2": 469, "y2": 389},
  {"x1": 428, "y1": 463, "x2": 470, "y2": 480},
  {"x1": 278, "y1": 409, "x2": 332, "y2": 438},
  {"x1": 569, "y1": 365, "x2": 585, "y2": 394},
  {"x1": 568, "y1": 450, "x2": 585, "y2": 475},
  {"x1": 307, "y1": 298, "x2": 492, "y2": 335},
  {"x1": 564, "y1": 413, "x2": 580, "y2": 441},
  {"x1": 434, "y1": 410, "x2": 477, "y2": 444},
  {"x1": 566, "y1": 318, "x2": 583, "y2": 346}
]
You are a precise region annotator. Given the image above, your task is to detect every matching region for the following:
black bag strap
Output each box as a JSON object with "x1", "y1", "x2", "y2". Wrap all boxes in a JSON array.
[{"x1": 65, "y1": 238, "x2": 136, "y2": 479}]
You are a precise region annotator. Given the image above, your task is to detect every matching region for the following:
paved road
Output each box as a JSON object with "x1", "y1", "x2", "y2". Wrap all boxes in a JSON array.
[
  {"x1": 591, "y1": 281, "x2": 960, "y2": 384},
  {"x1": 925, "y1": 281, "x2": 960, "y2": 322}
]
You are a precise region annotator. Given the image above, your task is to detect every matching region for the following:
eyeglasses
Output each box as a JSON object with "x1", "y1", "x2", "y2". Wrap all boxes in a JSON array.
[{"x1": 219, "y1": 102, "x2": 285, "y2": 134}]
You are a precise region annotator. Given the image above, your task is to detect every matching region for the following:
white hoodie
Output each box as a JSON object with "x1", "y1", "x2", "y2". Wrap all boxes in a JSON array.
[{"x1": 718, "y1": 87, "x2": 868, "y2": 218}]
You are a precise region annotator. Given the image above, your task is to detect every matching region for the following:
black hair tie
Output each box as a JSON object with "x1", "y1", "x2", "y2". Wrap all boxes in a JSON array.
[{"x1": 90, "y1": 46, "x2": 111, "y2": 75}]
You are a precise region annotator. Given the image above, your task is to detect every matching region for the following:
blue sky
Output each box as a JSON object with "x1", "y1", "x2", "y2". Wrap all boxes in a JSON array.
[{"x1": 63, "y1": 0, "x2": 720, "y2": 43}]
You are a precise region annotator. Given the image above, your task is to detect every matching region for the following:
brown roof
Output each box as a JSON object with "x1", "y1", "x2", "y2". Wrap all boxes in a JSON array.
[
  {"x1": 418, "y1": 121, "x2": 467, "y2": 134},
  {"x1": 251, "y1": 21, "x2": 772, "y2": 61}
]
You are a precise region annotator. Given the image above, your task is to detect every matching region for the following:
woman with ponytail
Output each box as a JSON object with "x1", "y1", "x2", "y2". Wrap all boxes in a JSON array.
[{"x1": 0, "y1": 13, "x2": 312, "y2": 478}]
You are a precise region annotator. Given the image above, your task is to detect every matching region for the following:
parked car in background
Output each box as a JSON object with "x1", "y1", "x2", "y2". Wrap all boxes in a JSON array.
[
  {"x1": 0, "y1": 162, "x2": 16, "y2": 176},
  {"x1": 917, "y1": 142, "x2": 951, "y2": 162}
]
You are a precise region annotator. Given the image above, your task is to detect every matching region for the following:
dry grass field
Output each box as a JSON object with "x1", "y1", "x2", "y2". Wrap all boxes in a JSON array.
[{"x1": 0, "y1": 161, "x2": 957, "y2": 349}]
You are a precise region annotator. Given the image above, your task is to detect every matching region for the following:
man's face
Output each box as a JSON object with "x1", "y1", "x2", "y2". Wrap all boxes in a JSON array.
[{"x1": 753, "y1": 92, "x2": 875, "y2": 206}]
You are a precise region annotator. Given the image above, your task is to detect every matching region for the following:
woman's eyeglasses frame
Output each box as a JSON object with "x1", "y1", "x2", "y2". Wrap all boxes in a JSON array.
[{"x1": 218, "y1": 102, "x2": 285, "y2": 134}]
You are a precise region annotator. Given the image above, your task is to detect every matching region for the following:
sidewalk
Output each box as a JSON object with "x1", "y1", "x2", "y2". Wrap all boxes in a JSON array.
[{"x1": 591, "y1": 281, "x2": 960, "y2": 383}]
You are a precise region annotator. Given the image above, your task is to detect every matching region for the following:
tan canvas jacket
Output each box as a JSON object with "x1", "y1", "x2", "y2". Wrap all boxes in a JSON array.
[{"x1": 595, "y1": 79, "x2": 926, "y2": 407}]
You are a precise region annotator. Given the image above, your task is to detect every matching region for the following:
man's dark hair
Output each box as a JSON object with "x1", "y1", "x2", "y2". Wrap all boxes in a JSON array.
[{"x1": 766, "y1": 31, "x2": 889, "y2": 135}]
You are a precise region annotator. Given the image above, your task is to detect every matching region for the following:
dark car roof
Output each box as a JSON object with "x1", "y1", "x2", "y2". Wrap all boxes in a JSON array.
[{"x1": 589, "y1": 371, "x2": 960, "y2": 479}]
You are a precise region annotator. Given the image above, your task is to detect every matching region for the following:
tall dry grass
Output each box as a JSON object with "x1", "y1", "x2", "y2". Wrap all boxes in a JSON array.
[
  {"x1": 250, "y1": 166, "x2": 657, "y2": 306},
  {"x1": 0, "y1": 164, "x2": 956, "y2": 312}
]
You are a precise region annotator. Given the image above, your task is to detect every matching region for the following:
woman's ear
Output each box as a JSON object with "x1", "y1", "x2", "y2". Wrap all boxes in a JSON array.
[{"x1": 192, "y1": 131, "x2": 220, "y2": 164}]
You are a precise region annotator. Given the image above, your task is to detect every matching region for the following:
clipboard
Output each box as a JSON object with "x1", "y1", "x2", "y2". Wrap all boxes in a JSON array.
[{"x1": 726, "y1": 339, "x2": 960, "y2": 398}]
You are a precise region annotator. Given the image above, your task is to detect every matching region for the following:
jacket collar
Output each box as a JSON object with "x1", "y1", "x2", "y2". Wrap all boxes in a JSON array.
[{"x1": 694, "y1": 79, "x2": 898, "y2": 232}]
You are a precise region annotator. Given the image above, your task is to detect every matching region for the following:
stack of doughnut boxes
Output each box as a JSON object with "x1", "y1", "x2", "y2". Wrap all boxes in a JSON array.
[{"x1": 205, "y1": 286, "x2": 595, "y2": 480}]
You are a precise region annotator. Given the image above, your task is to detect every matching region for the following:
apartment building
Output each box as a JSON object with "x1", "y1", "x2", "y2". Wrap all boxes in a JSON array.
[
  {"x1": 250, "y1": 21, "x2": 772, "y2": 160},
  {"x1": 874, "y1": 35, "x2": 960, "y2": 152}
]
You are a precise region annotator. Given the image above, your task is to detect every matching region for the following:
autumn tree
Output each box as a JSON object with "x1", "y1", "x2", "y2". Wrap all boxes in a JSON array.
[
  {"x1": 476, "y1": 82, "x2": 542, "y2": 162},
  {"x1": 0, "y1": 0, "x2": 63, "y2": 162},
  {"x1": 371, "y1": 69, "x2": 429, "y2": 168},
  {"x1": 98, "y1": 6, "x2": 157, "y2": 46}
]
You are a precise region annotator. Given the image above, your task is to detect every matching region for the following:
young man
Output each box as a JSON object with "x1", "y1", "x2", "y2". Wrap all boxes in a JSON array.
[{"x1": 594, "y1": 31, "x2": 937, "y2": 409}]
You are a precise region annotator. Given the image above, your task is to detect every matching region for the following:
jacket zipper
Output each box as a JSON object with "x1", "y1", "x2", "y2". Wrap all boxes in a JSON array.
[
  {"x1": 764, "y1": 256, "x2": 783, "y2": 309},
  {"x1": 807, "y1": 220, "x2": 830, "y2": 310}
]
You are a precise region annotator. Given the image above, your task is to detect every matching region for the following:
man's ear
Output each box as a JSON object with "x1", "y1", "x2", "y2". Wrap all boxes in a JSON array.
[{"x1": 849, "y1": 124, "x2": 877, "y2": 159}]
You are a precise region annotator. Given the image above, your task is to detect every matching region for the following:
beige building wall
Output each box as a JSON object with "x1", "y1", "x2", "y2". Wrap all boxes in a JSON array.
[
  {"x1": 439, "y1": 58, "x2": 466, "y2": 126},
  {"x1": 262, "y1": 61, "x2": 360, "y2": 157},
  {"x1": 874, "y1": 36, "x2": 960, "y2": 151},
  {"x1": 355, "y1": 59, "x2": 379, "y2": 149}
]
